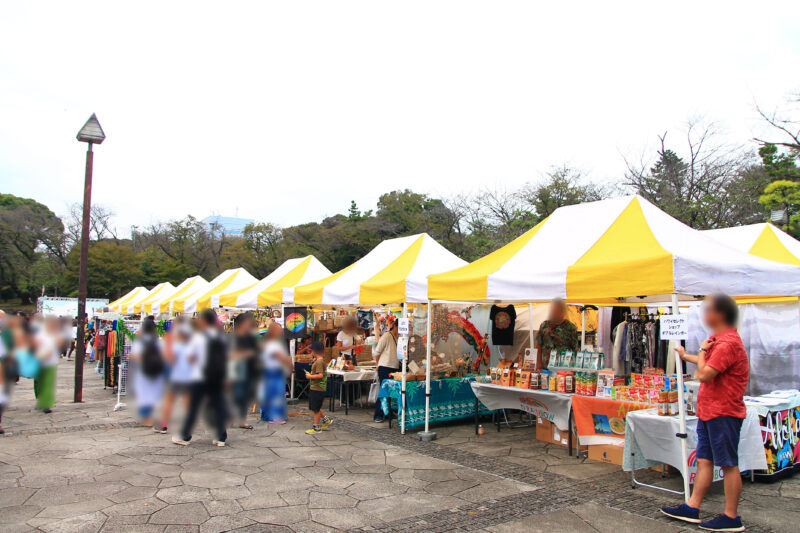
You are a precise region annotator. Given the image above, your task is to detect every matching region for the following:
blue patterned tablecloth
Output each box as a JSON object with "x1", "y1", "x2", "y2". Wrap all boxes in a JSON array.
[{"x1": 378, "y1": 376, "x2": 492, "y2": 428}]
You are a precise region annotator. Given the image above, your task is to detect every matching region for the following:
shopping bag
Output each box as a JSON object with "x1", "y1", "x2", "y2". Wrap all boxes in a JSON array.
[
  {"x1": 16, "y1": 349, "x2": 40, "y2": 379},
  {"x1": 368, "y1": 376, "x2": 380, "y2": 404}
]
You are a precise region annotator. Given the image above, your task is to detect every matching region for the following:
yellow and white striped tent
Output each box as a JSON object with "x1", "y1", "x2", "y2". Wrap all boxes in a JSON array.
[
  {"x1": 704, "y1": 223, "x2": 800, "y2": 266},
  {"x1": 119, "y1": 286, "x2": 155, "y2": 314},
  {"x1": 148, "y1": 276, "x2": 208, "y2": 315},
  {"x1": 172, "y1": 268, "x2": 257, "y2": 313},
  {"x1": 293, "y1": 234, "x2": 467, "y2": 305},
  {"x1": 108, "y1": 286, "x2": 148, "y2": 312},
  {"x1": 132, "y1": 282, "x2": 176, "y2": 314},
  {"x1": 428, "y1": 195, "x2": 800, "y2": 304},
  {"x1": 219, "y1": 256, "x2": 332, "y2": 309}
]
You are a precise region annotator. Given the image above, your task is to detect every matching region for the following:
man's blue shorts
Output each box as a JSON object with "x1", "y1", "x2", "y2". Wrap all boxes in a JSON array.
[{"x1": 696, "y1": 416, "x2": 743, "y2": 467}]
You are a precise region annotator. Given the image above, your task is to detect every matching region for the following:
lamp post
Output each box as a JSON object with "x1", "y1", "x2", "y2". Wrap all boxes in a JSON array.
[{"x1": 74, "y1": 114, "x2": 105, "y2": 403}]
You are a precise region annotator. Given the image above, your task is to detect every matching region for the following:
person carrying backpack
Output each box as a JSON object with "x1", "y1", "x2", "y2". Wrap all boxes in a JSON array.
[
  {"x1": 174, "y1": 309, "x2": 229, "y2": 447},
  {"x1": 131, "y1": 318, "x2": 165, "y2": 427}
]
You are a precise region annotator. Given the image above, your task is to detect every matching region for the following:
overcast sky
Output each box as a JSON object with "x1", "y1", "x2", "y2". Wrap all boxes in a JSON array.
[{"x1": 2, "y1": 1, "x2": 799, "y2": 234}]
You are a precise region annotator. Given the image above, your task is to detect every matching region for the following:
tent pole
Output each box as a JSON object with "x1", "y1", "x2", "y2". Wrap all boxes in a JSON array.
[
  {"x1": 580, "y1": 307, "x2": 586, "y2": 351},
  {"x1": 418, "y1": 300, "x2": 436, "y2": 441},
  {"x1": 527, "y1": 303, "x2": 535, "y2": 357},
  {"x1": 672, "y1": 293, "x2": 690, "y2": 503},
  {"x1": 401, "y1": 302, "x2": 408, "y2": 435}
]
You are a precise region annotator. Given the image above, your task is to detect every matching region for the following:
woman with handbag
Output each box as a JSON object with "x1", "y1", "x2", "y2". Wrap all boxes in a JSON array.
[{"x1": 372, "y1": 316, "x2": 399, "y2": 423}]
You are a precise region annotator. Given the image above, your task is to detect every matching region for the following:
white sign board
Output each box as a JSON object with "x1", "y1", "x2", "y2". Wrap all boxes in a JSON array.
[
  {"x1": 524, "y1": 348, "x2": 537, "y2": 363},
  {"x1": 660, "y1": 314, "x2": 688, "y2": 340},
  {"x1": 38, "y1": 298, "x2": 109, "y2": 319},
  {"x1": 398, "y1": 318, "x2": 410, "y2": 337}
]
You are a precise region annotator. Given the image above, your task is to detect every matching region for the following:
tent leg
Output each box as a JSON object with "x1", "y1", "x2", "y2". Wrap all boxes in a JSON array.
[
  {"x1": 672, "y1": 293, "x2": 690, "y2": 503},
  {"x1": 527, "y1": 303, "x2": 535, "y2": 356},
  {"x1": 581, "y1": 308, "x2": 586, "y2": 350},
  {"x1": 401, "y1": 303, "x2": 407, "y2": 435},
  {"x1": 419, "y1": 300, "x2": 436, "y2": 441}
]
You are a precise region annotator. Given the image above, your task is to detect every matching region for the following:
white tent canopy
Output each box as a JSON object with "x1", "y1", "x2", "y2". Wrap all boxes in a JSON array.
[
  {"x1": 218, "y1": 256, "x2": 331, "y2": 309},
  {"x1": 704, "y1": 223, "x2": 800, "y2": 266},
  {"x1": 293, "y1": 233, "x2": 467, "y2": 305},
  {"x1": 172, "y1": 268, "x2": 257, "y2": 313},
  {"x1": 428, "y1": 196, "x2": 800, "y2": 304},
  {"x1": 147, "y1": 276, "x2": 208, "y2": 315}
]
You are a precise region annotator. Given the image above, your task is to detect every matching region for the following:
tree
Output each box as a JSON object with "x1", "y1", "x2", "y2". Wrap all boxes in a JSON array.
[
  {"x1": 755, "y1": 94, "x2": 800, "y2": 153},
  {"x1": 524, "y1": 166, "x2": 608, "y2": 219},
  {"x1": 65, "y1": 203, "x2": 119, "y2": 249},
  {"x1": 242, "y1": 222, "x2": 284, "y2": 277},
  {"x1": 759, "y1": 180, "x2": 800, "y2": 237},
  {"x1": 624, "y1": 121, "x2": 759, "y2": 229},
  {"x1": 61, "y1": 241, "x2": 142, "y2": 300},
  {"x1": 0, "y1": 194, "x2": 66, "y2": 302}
]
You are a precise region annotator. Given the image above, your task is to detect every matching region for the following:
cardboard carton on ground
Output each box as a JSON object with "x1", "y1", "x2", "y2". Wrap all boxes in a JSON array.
[{"x1": 588, "y1": 443, "x2": 625, "y2": 465}]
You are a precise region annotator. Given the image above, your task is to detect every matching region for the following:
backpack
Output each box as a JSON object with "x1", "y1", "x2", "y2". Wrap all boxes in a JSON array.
[
  {"x1": 141, "y1": 336, "x2": 164, "y2": 378},
  {"x1": 204, "y1": 333, "x2": 228, "y2": 385}
]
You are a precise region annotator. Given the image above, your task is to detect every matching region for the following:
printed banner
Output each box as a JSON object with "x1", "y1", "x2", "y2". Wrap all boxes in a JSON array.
[
  {"x1": 572, "y1": 395, "x2": 650, "y2": 446},
  {"x1": 758, "y1": 406, "x2": 800, "y2": 479},
  {"x1": 283, "y1": 307, "x2": 308, "y2": 339}
]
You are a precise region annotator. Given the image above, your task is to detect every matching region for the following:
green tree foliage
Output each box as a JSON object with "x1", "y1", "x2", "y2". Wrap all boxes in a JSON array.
[
  {"x1": 61, "y1": 241, "x2": 143, "y2": 300},
  {"x1": 624, "y1": 122, "x2": 769, "y2": 229},
  {"x1": 0, "y1": 193, "x2": 66, "y2": 302},
  {"x1": 759, "y1": 180, "x2": 800, "y2": 237}
]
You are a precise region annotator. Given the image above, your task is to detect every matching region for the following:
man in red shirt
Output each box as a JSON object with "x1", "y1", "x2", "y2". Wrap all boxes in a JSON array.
[{"x1": 661, "y1": 294, "x2": 749, "y2": 532}]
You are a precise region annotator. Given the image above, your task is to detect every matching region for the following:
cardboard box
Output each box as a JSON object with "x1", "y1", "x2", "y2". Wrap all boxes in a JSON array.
[{"x1": 588, "y1": 444, "x2": 625, "y2": 466}]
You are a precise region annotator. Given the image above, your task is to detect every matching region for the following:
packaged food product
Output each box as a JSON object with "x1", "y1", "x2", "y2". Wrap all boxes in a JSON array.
[
  {"x1": 658, "y1": 390, "x2": 669, "y2": 416},
  {"x1": 540, "y1": 370, "x2": 550, "y2": 390},
  {"x1": 549, "y1": 375, "x2": 557, "y2": 391},
  {"x1": 550, "y1": 350, "x2": 558, "y2": 367},
  {"x1": 563, "y1": 351, "x2": 574, "y2": 368},
  {"x1": 575, "y1": 351, "x2": 584, "y2": 369},
  {"x1": 669, "y1": 390, "x2": 679, "y2": 416},
  {"x1": 565, "y1": 372, "x2": 575, "y2": 394}
]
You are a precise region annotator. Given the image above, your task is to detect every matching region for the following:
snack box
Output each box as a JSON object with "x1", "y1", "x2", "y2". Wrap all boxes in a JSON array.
[
  {"x1": 519, "y1": 370, "x2": 531, "y2": 388},
  {"x1": 500, "y1": 368, "x2": 515, "y2": 387},
  {"x1": 575, "y1": 351, "x2": 585, "y2": 369},
  {"x1": 563, "y1": 351, "x2": 575, "y2": 368}
]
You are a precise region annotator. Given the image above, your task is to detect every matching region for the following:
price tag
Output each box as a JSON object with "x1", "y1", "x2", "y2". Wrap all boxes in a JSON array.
[
  {"x1": 398, "y1": 318, "x2": 410, "y2": 337},
  {"x1": 660, "y1": 314, "x2": 688, "y2": 340}
]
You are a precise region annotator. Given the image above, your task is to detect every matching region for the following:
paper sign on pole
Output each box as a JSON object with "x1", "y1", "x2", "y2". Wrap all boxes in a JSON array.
[
  {"x1": 524, "y1": 348, "x2": 537, "y2": 363},
  {"x1": 397, "y1": 336, "x2": 408, "y2": 360},
  {"x1": 660, "y1": 314, "x2": 688, "y2": 340},
  {"x1": 398, "y1": 318, "x2": 410, "y2": 336}
]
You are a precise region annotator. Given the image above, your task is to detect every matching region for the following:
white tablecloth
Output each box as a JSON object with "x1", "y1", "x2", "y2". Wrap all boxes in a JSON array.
[
  {"x1": 623, "y1": 407, "x2": 767, "y2": 483},
  {"x1": 471, "y1": 382, "x2": 573, "y2": 431},
  {"x1": 327, "y1": 369, "x2": 377, "y2": 382}
]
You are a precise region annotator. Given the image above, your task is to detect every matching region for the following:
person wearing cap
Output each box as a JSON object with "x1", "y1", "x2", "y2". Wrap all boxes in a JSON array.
[
  {"x1": 372, "y1": 315, "x2": 400, "y2": 423},
  {"x1": 305, "y1": 341, "x2": 332, "y2": 434}
]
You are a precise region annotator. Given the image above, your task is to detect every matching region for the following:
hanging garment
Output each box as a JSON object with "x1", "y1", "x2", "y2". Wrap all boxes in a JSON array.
[
  {"x1": 489, "y1": 305, "x2": 516, "y2": 345},
  {"x1": 626, "y1": 319, "x2": 647, "y2": 374},
  {"x1": 612, "y1": 322, "x2": 627, "y2": 376}
]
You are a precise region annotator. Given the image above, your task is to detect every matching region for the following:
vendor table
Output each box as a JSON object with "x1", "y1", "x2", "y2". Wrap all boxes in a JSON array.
[
  {"x1": 379, "y1": 377, "x2": 491, "y2": 429},
  {"x1": 470, "y1": 382, "x2": 574, "y2": 432},
  {"x1": 571, "y1": 395, "x2": 651, "y2": 446},
  {"x1": 686, "y1": 384, "x2": 800, "y2": 481},
  {"x1": 623, "y1": 407, "x2": 767, "y2": 496},
  {"x1": 326, "y1": 368, "x2": 376, "y2": 415}
]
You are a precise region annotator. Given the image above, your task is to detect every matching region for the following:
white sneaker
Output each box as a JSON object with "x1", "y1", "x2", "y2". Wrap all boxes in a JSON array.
[
  {"x1": 212, "y1": 440, "x2": 226, "y2": 447},
  {"x1": 172, "y1": 436, "x2": 190, "y2": 446}
]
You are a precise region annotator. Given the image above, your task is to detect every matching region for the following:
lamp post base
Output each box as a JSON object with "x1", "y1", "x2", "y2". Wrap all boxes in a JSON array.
[{"x1": 417, "y1": 431, "x2": 437, "y2": 442}]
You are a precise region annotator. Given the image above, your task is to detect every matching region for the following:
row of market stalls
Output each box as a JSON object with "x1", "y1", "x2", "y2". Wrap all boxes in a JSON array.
[{"x1": 105, "y1": 195, "x2": 800, "y2": 497}]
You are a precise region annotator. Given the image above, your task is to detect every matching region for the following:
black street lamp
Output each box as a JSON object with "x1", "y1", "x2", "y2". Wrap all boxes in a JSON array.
[{"x1": 74, "y1": 113, "x2": 105, "y2": 403}]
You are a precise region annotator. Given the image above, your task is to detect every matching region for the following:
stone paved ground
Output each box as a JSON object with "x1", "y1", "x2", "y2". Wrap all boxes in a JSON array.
[{"x1": 1, "y1": 358, "x2": 798, "y2": 532}]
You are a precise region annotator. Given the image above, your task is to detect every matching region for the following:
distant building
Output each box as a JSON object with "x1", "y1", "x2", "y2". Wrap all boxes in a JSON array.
[{"x1": 201, "y1": 215, "x2": 255, "y2": 237}]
